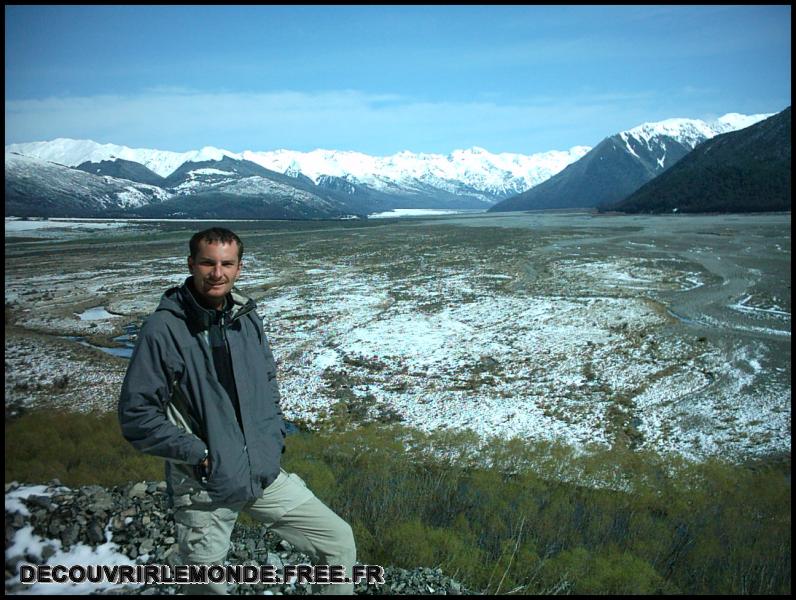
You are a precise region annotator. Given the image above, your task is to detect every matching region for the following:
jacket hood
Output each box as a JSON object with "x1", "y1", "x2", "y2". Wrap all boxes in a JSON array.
[{"x1": 156, "y1": 277, "x2": 257, "y2": 331}]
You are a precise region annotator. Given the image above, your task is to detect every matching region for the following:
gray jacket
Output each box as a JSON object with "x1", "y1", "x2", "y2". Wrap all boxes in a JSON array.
[{"x1": 118, "y1": 278, "x2": 285, "y2": 507}]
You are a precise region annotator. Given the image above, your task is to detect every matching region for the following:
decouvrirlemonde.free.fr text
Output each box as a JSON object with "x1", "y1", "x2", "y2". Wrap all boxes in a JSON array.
[{"x1": 19, "y1": 563, "x2": 385, "y2": 586}]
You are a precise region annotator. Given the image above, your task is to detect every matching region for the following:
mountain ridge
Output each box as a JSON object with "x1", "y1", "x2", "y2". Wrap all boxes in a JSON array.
[
  {"x1": 5, "y1": 110, "x2": 781, "y2": 219},
  {"x1": 602, "y1": 107, "x2": 791, "y2": 214},
  {"x1": 5, "y1": 139, "x2": 591, "y2": 202},
  {"x1": 5, "y1": 152, "x2": 172, "y2": 218},
  {"x1": 488, "y1": 112, "x2": 774, "y2": 212}
]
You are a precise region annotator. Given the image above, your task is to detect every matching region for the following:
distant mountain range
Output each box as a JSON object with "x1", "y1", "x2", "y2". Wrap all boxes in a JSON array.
[
  {"x1": 5, "y1": 109, "x2": 788, "y2": 219},
  {"x1": 488, "y1": 112, "x2": 774, "y2": 212},
  {"x1": 603, "y1": 107, "x2": 791, "y2": 214},
  {"x1": 5, "y1": 140, "x2": 590, "y2": 219},
  {"x1": 5, "y1": 153, "x2": 172, "y2": 217}
]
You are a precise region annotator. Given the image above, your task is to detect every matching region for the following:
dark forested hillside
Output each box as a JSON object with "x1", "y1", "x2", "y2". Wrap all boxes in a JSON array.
[{"x1": 604, "y1": 107, "x2": 791, "y2": 214}]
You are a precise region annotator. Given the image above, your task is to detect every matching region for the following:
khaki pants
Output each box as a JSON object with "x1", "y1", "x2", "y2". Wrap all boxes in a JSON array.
[{"x1": 174, "y1": 469, "x2": 356, "y2": 595}]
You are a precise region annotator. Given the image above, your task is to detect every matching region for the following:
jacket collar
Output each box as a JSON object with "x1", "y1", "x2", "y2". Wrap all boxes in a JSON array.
[{"x1": 180, "y1": 277, "x2": 256, "y2": 330}]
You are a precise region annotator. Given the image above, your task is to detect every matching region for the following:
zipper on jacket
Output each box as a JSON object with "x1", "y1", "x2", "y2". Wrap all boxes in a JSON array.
[
  {"x1": 214, "y1": 310, "x2": 245, "y2": 437},
  {"x1": 225, "y1": 296, "x2": 269, "y2": 496},
  {"x1": 221, "y1": 312, "x2": 261, "y2": 496}
]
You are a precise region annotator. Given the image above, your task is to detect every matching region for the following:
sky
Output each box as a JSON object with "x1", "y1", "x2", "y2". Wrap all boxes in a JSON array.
[{"x1": 4, "y1": 5, "x2": 791, "y2": 156}]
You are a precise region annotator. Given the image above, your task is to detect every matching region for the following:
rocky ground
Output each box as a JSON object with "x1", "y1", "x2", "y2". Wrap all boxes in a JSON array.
[{"x1": 5, "y1": 480, "x2": 471, "y2": 595}]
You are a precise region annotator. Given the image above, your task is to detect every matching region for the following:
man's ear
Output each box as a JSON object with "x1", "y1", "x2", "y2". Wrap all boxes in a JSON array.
[{"x1": 187, "y1": 256, "x2": 194, "y2": 274}]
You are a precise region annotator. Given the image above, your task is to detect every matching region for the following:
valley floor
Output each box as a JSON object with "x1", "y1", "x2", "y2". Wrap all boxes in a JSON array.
[{"x1": 4, "y1": 211, "x2": 791, "y2": 463}]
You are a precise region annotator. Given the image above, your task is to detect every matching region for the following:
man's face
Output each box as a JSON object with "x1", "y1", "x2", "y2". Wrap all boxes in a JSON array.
[{"x1": 188, "y1": 240, "x2": 242, "y2": 309}]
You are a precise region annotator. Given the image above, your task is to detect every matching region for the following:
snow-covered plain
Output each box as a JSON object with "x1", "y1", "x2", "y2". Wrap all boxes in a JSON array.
[
  {"x1": 258, "y1": 255, "x2": 788, "y2": 463},
  {"x1": 4, "y1": 213, "x2": 791, "y2": 464}
]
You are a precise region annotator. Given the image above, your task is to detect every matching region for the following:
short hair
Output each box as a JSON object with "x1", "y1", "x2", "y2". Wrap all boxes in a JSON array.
[{"x1": 189, "y1": 227, "x2": 244, "y2": 261}]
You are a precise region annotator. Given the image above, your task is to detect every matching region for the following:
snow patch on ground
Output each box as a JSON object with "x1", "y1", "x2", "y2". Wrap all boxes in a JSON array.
[
  {"x1": 5, "y1": 485, "x2": 145, "y2": 595},
  {"x1": 5, "y1": 219, "x2": 137, "y2": 235},
  {"x1": 75, "y1": 307, "x2": 120, "y2": 321},
  {"x1": 368, "y1": 209, "x2": 477, "y2": 218}
]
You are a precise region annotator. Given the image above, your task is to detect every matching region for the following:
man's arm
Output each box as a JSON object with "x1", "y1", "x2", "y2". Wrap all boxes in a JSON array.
[{"x1": 118, "y1": 328, "x2": 208, "y2": 466}]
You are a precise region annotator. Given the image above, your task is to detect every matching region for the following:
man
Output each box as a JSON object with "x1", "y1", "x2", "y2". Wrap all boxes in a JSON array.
[{"x1": 118, "y1": 227, "x2": 356, "y2": 595}]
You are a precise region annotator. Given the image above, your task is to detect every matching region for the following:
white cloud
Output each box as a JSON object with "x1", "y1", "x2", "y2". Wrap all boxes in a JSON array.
[{"x1": 4, "y1": 88, "x2": 677, "y2": 154}]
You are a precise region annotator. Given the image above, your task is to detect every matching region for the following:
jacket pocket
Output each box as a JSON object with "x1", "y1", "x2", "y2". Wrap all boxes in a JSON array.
[
  {"x1": 174, "y1": 508, "x2": 213, "y2": 560},
  {"x1": 203, "y1": 445, "x2": 251, "y2": 502}
]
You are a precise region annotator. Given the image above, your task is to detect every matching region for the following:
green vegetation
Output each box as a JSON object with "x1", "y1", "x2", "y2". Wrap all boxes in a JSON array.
[
  {"x1": 5, "y1": 408, "x2": 791, "y2": 594},
  {"x1": 5, "y1": 409, "x2": 163, "y2": 487}
]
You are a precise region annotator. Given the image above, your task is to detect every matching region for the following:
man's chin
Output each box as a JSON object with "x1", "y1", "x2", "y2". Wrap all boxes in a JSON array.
[{"x1": 199, "y1": 286, "x2": 229, "y2": 304}]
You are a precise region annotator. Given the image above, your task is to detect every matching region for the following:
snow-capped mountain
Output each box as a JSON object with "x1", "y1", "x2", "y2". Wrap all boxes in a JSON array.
[
  {"x1": 241, "y1": 146, "x2": 591, "y2": 200},
  {"x1": 5, "y1": 111, "x2": 776, "y2": 219},
  {"x1": 619, "y1": 113, "x2": 769, "y2": 151},
  {"x1": 5, "y1": 152, "x2": 173, "y2": 217},
  {"x1": 75, "y1": 158, "x2": 166, "y2": 187},
  {"x1": 5, "y1": 139, "x2": 591, "y2": 205},
  {"x1": 4, "y1": 152, "x2": 372, "y2": 220},
  {"x1": 606, "y1": 107, "x2": 791, "y2": 214},
  {"x1": 489, "y1": 112, "x2": 773, "y2": 212},
  {"x1": 5, "y1": 138, "x2": 239, "y2": 179}
]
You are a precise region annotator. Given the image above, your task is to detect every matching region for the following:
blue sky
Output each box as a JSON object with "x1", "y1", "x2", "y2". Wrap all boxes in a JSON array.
[{"x1": 4, "y1": 5, "x2": 791, "y2": 155}]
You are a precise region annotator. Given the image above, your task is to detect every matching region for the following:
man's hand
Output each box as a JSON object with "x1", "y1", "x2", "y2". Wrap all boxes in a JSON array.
[{"x1": 194, "y1": 455, "x2": 211, "y2": 483}]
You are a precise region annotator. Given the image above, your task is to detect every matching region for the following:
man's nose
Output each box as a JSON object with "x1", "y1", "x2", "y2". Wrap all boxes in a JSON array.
[{"x1": 212, "y1": 264, "x2": 223, "y2": 278}]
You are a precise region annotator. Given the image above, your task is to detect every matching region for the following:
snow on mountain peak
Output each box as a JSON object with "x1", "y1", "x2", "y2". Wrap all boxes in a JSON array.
[
  {"x1": 623, "y1": 113, "x2": 774, "y2": 149},
  {"x1": 624, "y1": 118, "x2": 718, "y2": 149},
  {"x1": 3, "y1": 138, "x2": 246, "y2": 178},
  {"x1": 4, "y1": 136, "x2": 592, "y2": 197},
  {"x1": 711, "y1": 112, "x2": 774, "y2": 133},
  {"x1": 242, "y1": 145, "x2": 591, "y2": 196},
  {"x1": 192, "y1": 146, "x2": 239, "y2": 163},
  {"x1": 3, "y1": 109, "x2": 774, "y2": 199},
  {"x1": 4, "y1": 150, "x2": 173, "y2": 209}
]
